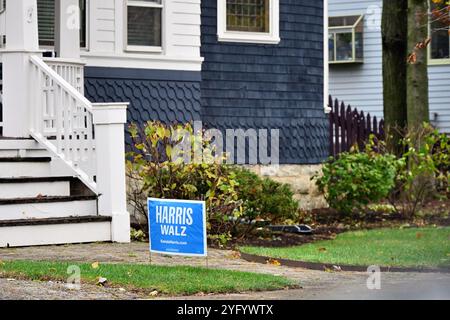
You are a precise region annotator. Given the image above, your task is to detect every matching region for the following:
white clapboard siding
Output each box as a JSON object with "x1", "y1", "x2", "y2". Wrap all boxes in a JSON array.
[
  {"x1": 329, "y1": 0, "x2": 450, "y2": 132},
  {"x1": 89, "y1": 0, "x2": 116, "y2": 53},
  {"x1": 82, "y1": 0, "x2": 202, "y2": 71}
]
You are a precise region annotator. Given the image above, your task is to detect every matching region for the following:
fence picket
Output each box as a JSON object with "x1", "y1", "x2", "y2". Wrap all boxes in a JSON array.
[{"x1": 328, "y1": 95, "x2": 385, "y2": 157}]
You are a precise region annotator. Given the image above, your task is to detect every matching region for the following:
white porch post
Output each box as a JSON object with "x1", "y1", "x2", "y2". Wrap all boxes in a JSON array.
[
  {"x1": 55, "y1": 0, "x2": 80, "y2": 59},
  {"x1": 2, "y1": 0, "x2": 41, "y2": 137},
  {"x1": 92, "y1": 103, "x2": 131, "y2": 243}
]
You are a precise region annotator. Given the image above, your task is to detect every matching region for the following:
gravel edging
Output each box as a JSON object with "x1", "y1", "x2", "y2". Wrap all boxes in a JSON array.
[{"x1": 239, "y1": 252, "x2": 450, "y2": 273}]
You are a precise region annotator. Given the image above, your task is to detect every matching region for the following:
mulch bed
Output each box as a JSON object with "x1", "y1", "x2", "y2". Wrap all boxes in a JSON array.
[{"x1": 228, "y1": 199, "x2": 450, "y2": 249}]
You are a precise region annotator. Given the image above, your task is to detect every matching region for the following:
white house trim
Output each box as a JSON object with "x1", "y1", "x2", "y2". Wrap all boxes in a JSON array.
[
  {"x1": 80, "y1": 51, "x2": 203, "y2": 71},
  {"x1": 217, "y1": 0, "x2": 280, "y2": 44},
  {"x1": 324, "y1": 0, "x2": 330, "y2": 113}
]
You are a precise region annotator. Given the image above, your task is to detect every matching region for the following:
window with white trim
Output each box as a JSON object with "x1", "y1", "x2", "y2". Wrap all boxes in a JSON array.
[
  {"x1": 126, "y1": 0, "x2": 163, "y2": 52},
  {"x1": 217, "y1": 0, "x2": 280, "y2": 44},
  {"x1": 328, "y1": 15, "x2": 364, "y2": 64}
]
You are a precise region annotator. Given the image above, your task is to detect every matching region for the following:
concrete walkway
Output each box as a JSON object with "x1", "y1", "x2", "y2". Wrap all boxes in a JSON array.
[{"x1": 1, "y1": 243, "x2": 449, "y2": 300}]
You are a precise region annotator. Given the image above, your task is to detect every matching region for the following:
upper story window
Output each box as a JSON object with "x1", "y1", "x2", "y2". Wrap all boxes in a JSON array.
[
  {"x1": 37, "y1": 0, "x2": 87, "y2": 47},
  {"x1": 126, "y1": 0, "x2": 163, "y2": 52},
  {"x1": 217, "y1": 0, "x2": 280, "y2": 44},
  {"x1": 429, "y1": 0, "x2": 450, "y2": 63},
  {"x1": 328, "y1": 15, "x2": 364, "y2": 64}
]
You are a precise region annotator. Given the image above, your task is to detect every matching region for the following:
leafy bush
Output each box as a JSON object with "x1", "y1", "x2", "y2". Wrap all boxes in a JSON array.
[
  {"x1": 428, "y1": 128, "x2": 450, "y2": 194},
  {"x1": 388, "y1": 125, "x2": 448, "y2": 218},
  {"x1": 314, "y1": 149, "x2": 401, "y2": 214},
  {"x1": 126, "y1": 121, "x2": 243, "y2": 241},
  {"x1": 314, "y1": 125, "x2": 449, "y2": 219},
  {"x1": 232, "y1": 167, "x2": 299, "y2": 223}
]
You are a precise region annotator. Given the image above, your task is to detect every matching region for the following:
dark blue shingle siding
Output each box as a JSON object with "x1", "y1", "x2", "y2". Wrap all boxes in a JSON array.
[
  {"x1": 84, "y1": 67, "x2": 202, "y2": 148},
  {"x1": 200, "y1": 0, "x2": 328, "y2": 164}
]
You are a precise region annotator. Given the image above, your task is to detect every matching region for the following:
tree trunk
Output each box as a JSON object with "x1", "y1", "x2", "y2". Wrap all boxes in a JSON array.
[
  {"x1": 407, "y1": 0, "x2": 430, "y2": 129},
  {"x1": 382, "y1": 0, "x2": 408, "y2": 155}
]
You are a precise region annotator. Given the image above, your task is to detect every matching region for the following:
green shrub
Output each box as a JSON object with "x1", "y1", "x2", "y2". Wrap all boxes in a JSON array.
[
  {"x1": 389, "y1": 124, "x2": 448, "y2": 218},
  {"x1": 428, "y1": 128, "x2": 450, "y2": 194},
  {"x1": 232, "y1": 167, "x2": 299, "y2": 223},
  {"x1": 126, "y1": 121, "x2": 243, "y2": 240},
  {"x1": 314, "y1": 150, "x2": 401, "y2": 214}
]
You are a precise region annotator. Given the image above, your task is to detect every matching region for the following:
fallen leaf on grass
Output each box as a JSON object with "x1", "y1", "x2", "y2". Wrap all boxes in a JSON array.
[
  {"x1": 332, "y1": 265, "x2": 342, "y2": 272},
  {"x1": 318, "y1": 247, "x2": 327, "y2": 252},
  {"x1": 91, "y1": 262, "x2": 100, "y2": 269},
  {"x1": 267, "y1": 259, "x2": 281, "y2": 267},
  {"x1": 149, "y1": 290, "x2": 158, "y2": 297},
  {"x1": 97, "y1": 277, "x2": 107, "y2": 286},
  {"x1": 228, "y1": 251, "x2": 241, "y2": 259}
]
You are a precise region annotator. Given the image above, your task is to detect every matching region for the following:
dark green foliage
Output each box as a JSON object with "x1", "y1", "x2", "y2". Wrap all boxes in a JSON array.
[
  {"x1": 233, "y1": 167, "x2": 299, "y2": 223},
  {"x1": 314, "y1": 150, "x2": 401, "y2": 214}
]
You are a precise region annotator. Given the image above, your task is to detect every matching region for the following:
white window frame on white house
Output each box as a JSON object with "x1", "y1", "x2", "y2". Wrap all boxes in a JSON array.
[
  {"x1": 328, "y1": 15, "x2": 364, "y2": 64},
  {"x1": 428, "y1": 0, "x2": 450, "y2": 65},
  {"x1": 125, "y1": 0, "x2": 164, "y2": 53},
  {"x1": 217, "y1": 0, "x2": 280, "y2": 44}
]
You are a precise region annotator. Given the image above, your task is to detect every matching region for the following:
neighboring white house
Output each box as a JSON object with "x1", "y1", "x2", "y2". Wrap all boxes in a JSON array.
[{"x1": 328, "y1": 0, "x2": 450, "y2": 133}]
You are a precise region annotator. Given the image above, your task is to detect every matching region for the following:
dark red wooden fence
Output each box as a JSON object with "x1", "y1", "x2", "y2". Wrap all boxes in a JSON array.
[{"x1": 329, "y1": 95, "x2": 385, "y2": 157}]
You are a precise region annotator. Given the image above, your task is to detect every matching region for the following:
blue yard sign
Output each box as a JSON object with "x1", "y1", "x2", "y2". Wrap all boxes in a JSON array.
[{"x1": 147, "y1": 198, "x2": 207, "y2": 257}]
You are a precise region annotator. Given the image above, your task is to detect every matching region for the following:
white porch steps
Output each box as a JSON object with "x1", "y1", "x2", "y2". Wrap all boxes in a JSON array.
[
  {"x1": 0, "y1": 157, "x2": 52, "y2": 178},
  {"x1": 0, "y1": 195, "x2": 98, "y2": 221},
  {"x1": 0, "y1": 177, "x2": 71, "y2": 198},
  {"x1": 0, "y1": 141, "x2": 113, "y2": 247},
  {"x1": 0, "y1": 216, "x2": 112, "y2": 248}
]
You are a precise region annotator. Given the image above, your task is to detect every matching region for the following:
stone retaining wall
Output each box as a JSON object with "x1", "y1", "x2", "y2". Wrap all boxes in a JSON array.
[{"x1": 247, "y1": 164, "x2": 327, "y2": 211}]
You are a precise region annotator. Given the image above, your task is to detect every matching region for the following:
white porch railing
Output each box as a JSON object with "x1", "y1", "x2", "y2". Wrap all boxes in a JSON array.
[
  {"x1": 29, "y1": 55, "x2": 97, "y2": 192},
  {"x1": 43, "y1": 58, "x2": 85, "y2": 94}
]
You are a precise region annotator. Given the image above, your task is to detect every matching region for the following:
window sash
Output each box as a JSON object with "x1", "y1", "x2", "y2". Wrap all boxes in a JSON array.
[
  {"x1": 226, "y1": 0, "x2": 270, "y2": 33},
  {"x1": 37, "y1": 0, "x2": 87, "y2": 47},
  {"x1": 126, "y1": 0, "x2": 163, "y2": 50}
]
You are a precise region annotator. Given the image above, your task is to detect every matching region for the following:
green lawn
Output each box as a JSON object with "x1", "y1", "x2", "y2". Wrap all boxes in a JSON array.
[
  {"x1": 241, "y1": 227, "x2": 450, "y2": 268},
  {"x1": 0, "y1": 260, "x2": 294, "y2": 295}
]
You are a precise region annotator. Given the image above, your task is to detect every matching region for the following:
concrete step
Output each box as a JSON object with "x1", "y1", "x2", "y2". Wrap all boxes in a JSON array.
[
  {"x1": 0, "y1": 177, "x2": 72, "y2": 198},
  {"x1": 0, "y1": 157, "x2": 52, "y2": 178},
  {"x1": 0, "y1": 195, "x2": 98, "y2": 220},
  {"x1": 0, "y1": 216, "x2": 112, "y2": 247}
]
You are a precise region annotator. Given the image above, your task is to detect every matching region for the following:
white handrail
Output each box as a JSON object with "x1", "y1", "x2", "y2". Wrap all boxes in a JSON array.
[
  {"x1": 29, "y1": 55, "x2": 97, "y2": 193},
  {"x1": 29, "y1": 55, "x2": 92, "y2": 112}
]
